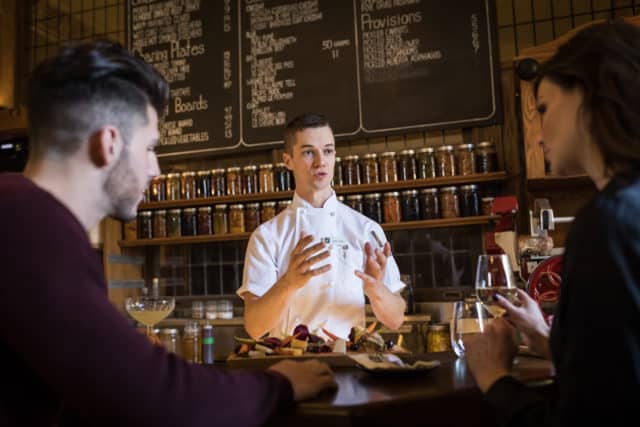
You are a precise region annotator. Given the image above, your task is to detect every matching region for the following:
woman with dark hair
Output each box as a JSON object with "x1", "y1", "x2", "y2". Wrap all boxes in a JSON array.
[{"x1": 464, "y1": 20, "x2": 640, "y2": 426}]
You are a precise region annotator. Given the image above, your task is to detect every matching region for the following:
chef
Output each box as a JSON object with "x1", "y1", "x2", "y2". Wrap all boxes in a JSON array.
[{"x1": 238, "y1": 113, "x2": 406, "y2": 340}]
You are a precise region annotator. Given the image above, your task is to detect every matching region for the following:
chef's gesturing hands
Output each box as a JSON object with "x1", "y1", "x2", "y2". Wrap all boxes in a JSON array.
[{"x1": 282, "y1": 233, "x2": 332, "y2": 292}]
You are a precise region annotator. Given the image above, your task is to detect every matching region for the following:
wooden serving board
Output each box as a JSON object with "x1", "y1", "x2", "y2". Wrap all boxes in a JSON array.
[{"x1": 226, "y1": 352, "x2": 358, "y2": 370}]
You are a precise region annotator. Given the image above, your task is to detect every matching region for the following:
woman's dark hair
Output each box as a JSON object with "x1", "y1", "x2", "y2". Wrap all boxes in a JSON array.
[
  {"x1": 27, "y1": 40, "x2": 169, "y2": 158},
  {"x1": 534, "y1": 19, "x2": 640, "y2": 177}
]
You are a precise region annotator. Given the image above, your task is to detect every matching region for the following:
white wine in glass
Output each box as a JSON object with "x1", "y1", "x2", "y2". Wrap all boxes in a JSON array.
[
  {"x1": 125, "y1": 296, "x2": 175, "y2": 337},
  {"x1": 475, "y1": 255, "x2": 517, "y2": 318}
]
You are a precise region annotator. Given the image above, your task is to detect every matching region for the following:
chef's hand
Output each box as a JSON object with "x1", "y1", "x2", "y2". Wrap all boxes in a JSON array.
[
  {"x1": 282, "y1": 233, "x2": 332, "y2": 292},
  {"x1": 497, "y1": 289, "x2": 551, "y2": 359},
  {"x1": 463, "y1": 318, "x2": 518, "y2": 393},
  {"x1": 269, "y1": 359, "x2": 337, "y2": 401},
  {"x1": 355, "y1": 241, "x2": 390, "y2": 296}
]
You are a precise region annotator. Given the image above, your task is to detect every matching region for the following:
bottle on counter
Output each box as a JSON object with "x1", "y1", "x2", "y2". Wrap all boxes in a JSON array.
[
  {"x1": 202, "y1": 323, "x2": 215, "y2": 365},
  {"x1": 182, "y1": 321, "x2": 202, "y2": 364},
  {"x1": 159, "y1": 328, "x2": 181, "y2": 356}
]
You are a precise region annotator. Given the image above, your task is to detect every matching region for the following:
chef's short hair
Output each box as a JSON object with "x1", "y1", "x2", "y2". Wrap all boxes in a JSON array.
[{"x1": 283, "y1": 113, "x2": 332, "y2": 154}]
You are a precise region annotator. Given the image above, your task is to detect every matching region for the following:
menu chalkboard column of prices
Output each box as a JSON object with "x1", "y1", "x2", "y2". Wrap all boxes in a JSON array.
[{"x1": 128, "y1": 0, "x2": 240, "y2": 155}]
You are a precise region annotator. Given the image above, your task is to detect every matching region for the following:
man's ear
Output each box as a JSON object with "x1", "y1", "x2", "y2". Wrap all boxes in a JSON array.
[
  {"x1": 282, "y1": 151, "x2": 293, "y2": 171},
  {"x1": 89, "y1": 126, "x2": 122, "y2": 168}
]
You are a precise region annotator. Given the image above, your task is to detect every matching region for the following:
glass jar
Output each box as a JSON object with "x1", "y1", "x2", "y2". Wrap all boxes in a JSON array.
[
  {"x1": 182, "y1": 208, "x2": 198, "y2": 236},
  {"x1": 245, "y1": 203, "x2": 261, "y2": 232},
  {"x1": 427, "y1": 323, "x2": 452, "y2": 352},
  {"x1": 440, "y1": 186, "x2": 460, "y2": 219},
  {"x1": 137, "y1": 211, "x2": 153, "y2": 239},
  {"x1": 261, "y1": 202, "x2": 277, "y2": 223},
  {"x1": 459, "y1": 185, "x2": 480, "y2": 217},
  {"x1": 192, "y1": 301, "x2": 204, "y2": 320},
  {"x1": 383, "y1": 192, "x2": 401, "y2": 223},
  {"x1": 197, "y1": 206, "x2": 213, "y2": 235},
  {"x1": 213, "y1": 205, "x2": 229, "y2": 234},
  {"x1": 153, "y1": 210, "x2": 167, "y2": 238},
  {"x1": 181, "y1": 171, "x2": 197, "y2": 200},
  {"x1": 435, "y1": 146, "x2": 456, "y2": 177},
  {"x1": 274, "y1": 163, "x2": 292, "y2": 191},
  {"x1": 166, "y1": 173, "x2": 181, "y2": 201},
  {"x1": 361, "y1": 154, "x2": 379, "y2": 185},
  {"x1": 333, "y1": 157, "x2": 343, "y2": 186},
  {"x1": 455, "y1": 144, "x2": 476, "y2": 176},
  {"x1": 419, "y1": 189, "x2": 439, "y2": 220},
  {"x1": 159, "y1": 328, "x2": 181, "y2": 356},
  {"x1": 149, "y1": 175, "x2": 166, "y2": 202},
  {"x1": 167, "y1": 209, "x2": 182, "y2": 237},
  {"x1": 476, "y1": 141, "x2": 498, "y2": 173},
  {"x1": 211, "y1": 169, "x2": 227, "y2": 197},
  {"x1": 242, "y1": 165, "x2": 258, "y2": 195},
  {"x1": 398, "y1": 149, "x2": 417, "y2": 181},
  {"x1": 481, "y1": 197, "x2": 494, "y2": 216},
  {"x1": 342, "y1": 155, "x2": 360, "y2": 186},
  {"x1": 416, "y1": 147, "x2": 436, "y2": 179},
  {"x1": 195, "y1": 171, "x2": 212, "y2": 198},
  {"x1": 362, "y1": 193, "x2": 383, "y2": 223},
  {"x1": 226, "y1": 167, "x2": 242, "y2": 196},
  {"x1": 258, "y1": 164, "x2": 274, "y2": 193},
  {"x1": 401, "y1": 190, "x2": 420, "y2": 222},
  {"x1": 379, "y1": 152, "x2": 398, "y2": 183},
  {"x1": 205, "y1": 301, "x2": 218, "y2": 320},
  {"x1": 276, "y1": 200, "x2": 291, "y2": 215},
  {"x1": 345, "y1": 195, "x2": 363, "y2": 213},
  {"x1": 182, "y1": 321, "x2": 202, "y2": 364},
  {"x1": 229, "y1": 204, "x2": 245, "y2": 234}
]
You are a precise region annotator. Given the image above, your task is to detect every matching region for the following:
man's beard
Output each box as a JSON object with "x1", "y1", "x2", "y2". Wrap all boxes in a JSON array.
[{"x1": 103, "y1": 147, "x2": 142, "y2": 222}]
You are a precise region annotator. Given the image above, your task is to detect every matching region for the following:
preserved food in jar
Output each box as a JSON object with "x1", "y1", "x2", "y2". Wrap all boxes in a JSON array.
[
  {"x1": 181, "y1": 171, "x2": 196, "y2": 200},
  {"x1": 149, "y1": 175, "x2": 166, "y2": 201},
  {"x1": 197, "y1": 207, "x2": 213, "y2": 235},
  {"x1": 229, "y1": 204, "x2": 245, "y2": 234},
  {"x1": 213, "y1": 205, "x2": 228, "y2": 234},
  {"x1": 342, "y1": 155, "x2": 360, "y2": 186},
  {"x1": 211, "y1": 169, "x2": 226, "y2": 197},
  {"x1": 435, "y1": 146, "x2": 456, "y2": 177},
  {"x1": 275, "y1": 163, "x2": 292, "y2": 191},
  {"x1": 398, "y1": 150, "x2": 417, "y2": 181},
  {"x1": 440, "y1": 187, "x2": 460, "y2": 219},
  {"x1": 226, "y1": 167, "x2": 242, "y2": 196},
  {"x1": 345, "y1": 195, "x2": 363, "y2": 213},
  {"x1": 258, "y1": 164, "x2": 274, "y2": 193},
  {"x1": 261, "y1": 202, "x2": 276, "y2": 223},
  {"x1": 167, "y1": 209, "x2": 182, "y2": 237},
  {"x1": 459, "y1": 185, "x2": 480, "y2": 217},
  {"x1": 419, "y1": 189, "x2": 439, "y2": 220},
  {"x1": 195, "y1": 171, "x2": 212, "y2": 198},
  {"x1": 401, "y1": 190, "x2": 420, "y2": 221},
  {"x1": 416, "y1": 148, "x2": 436, "y2": 179},
  {"x1": 361, "y1": 154, "x2": 379, "y2": 184},
  {"x1": 153, "y1": 210, "x2": 167, "y2": 238},
  {"x1": 455, "y1": 144, "x2": 476, "y2": 176},
  {"x1": 383, "y1": 192, "x2": 401, "y2": 223},
  {"x1": 476, "y1": 141, "x2": 498, "y2": 173},
  {"x1": 166, "y1": 173, "x2": 181, "y2": 201},
  {"x1": 242, "y1": 165, "x2": 258, "y2": 195},
  {"x1": 333, "y1": 157, "x2": 343, "y2": 186},
  {"x1": 137, "y1": 211, "x2": 153, "y2": 239},
  {"x1": 182, "y1": 208, "x2": 197, "y2": 236},
  {"x1": 363, "y1": 193, "x2": 382, "y2": 223},
  {"x1": 379, "y1": 152, "x2": 398, "y2": 183},
  {"x1": 245, "y1": 203, "x2": 261, "y2": 232}
]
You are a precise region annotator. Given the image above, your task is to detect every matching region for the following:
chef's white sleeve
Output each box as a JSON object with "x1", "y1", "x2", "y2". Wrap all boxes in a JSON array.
[
  {"x1": 237, "y1": 227, "x2": 279, "y2": 299},
  {"x1": 372, "y1": 223, "x2": 406, "y2": 294}
]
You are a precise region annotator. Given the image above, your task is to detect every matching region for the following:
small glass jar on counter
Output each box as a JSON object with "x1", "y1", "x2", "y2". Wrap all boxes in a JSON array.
[
  {"x1": 166, "y1": 173, "x2": 181, "y2": 201},
  {"x1": 181, "y1": 171, "x2": 197, "y2": 200},
  {"x1": 195, "y1": 170, "x2": 212, "y2": 198},
  {"x1": 476, "y1": 141, "x2": 498, "y2": 173},
  {"x1": 455, "y1": 144, "x2": 476, "y2": 176},
  {"x1": 379, "y1": 152, "x2": 398, "y2": 183},
  {"x1": 182, "y1": 321, "x2": 202, "y2": 364},
  {"x1": 459, "y1": 185, "x2": 480, "y2": 217},
  {"x1": 398, "y1": 149, "x2": 417, "y2": 181},
  {"x1": 363, "y1": 193, "x2": 383, "y2": 223},
  {"x1": 245, "y1": 203, "x2": 261, "y2": 232},
  {"x1": 205, "y1": 301, "x2": 218, "y2": 320},
  {"x1": 182, "y1": 208, "x2": 198, "y2": 236},
  {"x1": 276, "y1": 200, "x2": 291, "y2": 215},
  {"x1": 383, "y1": 192, "x2": 401, "y2": 223},
  {"x1": 261, "y1": 202, "x2": 277, "y2": 223},
  {"x1": 435, "y1": 146, "x2": 456, "y2": 177},
  {"x1": 342, "y1": 155, "x2": 361, "y2": 186},
  {"x1": 159, "y1": 328, "x2": 181, "y2": 356},
  {"x1": 153, "y1": 210, "x2": 167, "y2": 238},
  {"x1": 242, "y1": 165, "x2": 258, "y2": 195},
  {"x1": 226, "y1": 167, "x2": 242, "y2": 196},
  {"x1": 416, "y1": 147, "x2": 436, "y2": 179},
  {"x1": 419, "y1": 189, "x2": 439, "y2": 220},
  {"x1": 481, "y1": 197, "x2": 494, "y2": 216},
  {"x1": 258, "y1": 164, "x2": 274, "y2": 193},
  {"x1": 137, "y1": 211, "x2": 153, "y2": 239},
  {"x1": 149, "y1": 175, "x2": 166, "y2": 201},
  {"x1": 211, "y1": 169, "x2": 226, "y2": 197},
  {"x1": 333, "y1": 157, "x2": 343, "y2": 186},
  {"x1": 345, "y1": 195, "x2": 363, "y2": 213},
  {"x1": 167, "y1": 209, "x2": 182, "y2": 237},
  {"x1": 439, "y1": 186, "x2": 460, "y2": 219},
  {"x1": 197, "y1": 206, "x2": 213, "y2": 235},
  {"x1": 401, "y1": 190, "x2": 420, "y2": 222},
  {"x1": 229, "y1": 204, "x2": 245, "y2": 234},
  {"x1": 191, "y1": 301, "x2": 204, "y2": 320},
  {"x1": 361, "y1": 154, "x2": 379, "y2": 184},
  {"x1": 427, "y1": 323, "x2": 452, "y2": 352},
  {"x1": 275, "y1": 163, "x2": 292, "y2": 191},
  {"x1": 213, "y1": 205, "x2": 229, "y2": 234}
]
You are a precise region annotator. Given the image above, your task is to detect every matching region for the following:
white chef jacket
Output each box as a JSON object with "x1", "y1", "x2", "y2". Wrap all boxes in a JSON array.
[{"x1": 238, "y1": 192, "x2": 405, "y2": 339}]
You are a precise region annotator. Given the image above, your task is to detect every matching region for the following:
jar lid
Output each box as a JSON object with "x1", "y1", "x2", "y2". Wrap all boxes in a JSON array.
[
  {"x1": 246, "y1": 203, "x2": 260, "y2": 208},
  {"x1": 456, "y1": 143, "x2": 474, "y2": 150},
  {"x1": 211, "y1": 168, "x2": 226, "y2": 174},
  {"x1": 262, "y1": 201, "x2": 277, "y2": 207},
  {"x1": 399, "y1": 149, "x2": 415, "y2": 155},
  {"x1": 169, "y1": 208, "x2": 182, "y2": 213},
  {"x1": 384, "y1": 191, "x2": 400, "y2": 197},
  {"x1": 160, "y1": 328, "x2": 179, "y2": 336},
  {"x1": 182, "y1": 171, "x2": 196, "y2": 176},
  {"x1": 196, "y1": 170, "x2": 211, "y2": 176},
  {"x1": 380, "y1": 151, "x2": 396, "y2": 157},
  {"x1": 259, "y1": 164, "x2": 273, "y2": 169},
  {"x1": 198, "y1": 206, "x2": 212, "y2": 211},
  {"x1": 154, "y1": 174, "x2": 167, "y2": 179},
  {"x1": 215, "y1": 204, "x2": 228, "y2": 209},
  {"x1": 347, "y1": 194, "x2": 363, "y2": 200},
  {"x1": 477, "y1": 141, "x2": 495, "y2": 148},
  {"x1": 428, "y1": 323, "x2": 450, "y2": 331},
  {"x1": 166, "y1": 172, "x2": 181, "y2": 178},
  {"x1": 344, "y1": 155, "x2": 359, "y2": 161},
  {"x1": 440, "y1": 186, "x2": 458, "y2": 193},
  {"x1": 417, "y1": 147, "x2": 435, "y2": 154},
  {"x1": 460, "y1": 184, "x2": 478, "y2": 191},
  {"x1": 401, "y1": 190, "x2": 418, "y2": 196},
  {"x1": 154, "y1": 209, "x2": 167, "y2": 214},
  {"x1": 183, "y1": 207, "x2": 197, "y2": 213},
  {"x1": 230, "y1": 204, "x2": 245, "y2": 209},
  {"x1": 227, "y1": 167, "x2": 241, "y2": 172},
  {"x1": 139, "y1": 211, "x2": 152, "y2": 217},
  {"x1": 363, "y1": 153, "x2": 378, "y2": 159},
  {"x1": 364, "y1": 193, "x2": 381, "y2": 198},
  {"x1": 437, "y1": 145, "x2": 454, "y2": 151},
  {"x1": 243, "y1": 165, "x2": 258, "y2": 171},
  {"x1": 420, "y1": 188, "x2": 438, "y2": 194}
]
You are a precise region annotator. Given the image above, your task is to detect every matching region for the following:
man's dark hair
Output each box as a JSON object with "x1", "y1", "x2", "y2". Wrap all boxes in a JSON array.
[
  {"x1": 534, "y1": 19, "x2": 640, "y2": 178},
  {"x1": 283, "y1": 113, "x2": 331, "y2": 154},
  {"x1": 27, "y1": 40, "x2": 169, "y2": 158}
]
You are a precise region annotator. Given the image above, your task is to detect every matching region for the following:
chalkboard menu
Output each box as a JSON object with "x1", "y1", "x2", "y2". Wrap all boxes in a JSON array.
[{"x1": 127, "y1": 0, "x2": 500, "y2": 156}]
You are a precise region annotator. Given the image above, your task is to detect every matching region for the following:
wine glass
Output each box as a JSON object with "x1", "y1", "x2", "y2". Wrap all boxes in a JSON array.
[
  {"x1": 450, "y1": 299, "x2": 492, "y2": 357},
  {"x1": 474, "y1": 254, "x2": 517, "y2": 318},
  {"x1": 125, "y1": 296, "x2": 175, "y2": 338}
]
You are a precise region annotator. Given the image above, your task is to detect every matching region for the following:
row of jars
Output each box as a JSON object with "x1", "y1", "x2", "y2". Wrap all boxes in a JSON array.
[
  {"x1": 340, "y1": 186, "x2": 494, "y2": 224},
  {"x1": 334, "y1": 142, "x2": 498, "y2": 186},
  {"x1": 137, "y1": 201, "x2": 293, "y2": 239},
  {"x1": 145, "y1": 164, "x2": 295, "y2": 202},
  {"x1": 157, "y1": 321, "x2": 215, "y2": 365}
]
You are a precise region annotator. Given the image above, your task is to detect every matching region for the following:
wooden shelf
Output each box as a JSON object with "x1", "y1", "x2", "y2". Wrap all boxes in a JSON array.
[
  {"x1": 118, "y1": 216, "x2": 497, "y2": 247},
  {"x1": 137, "y1": 172, "x2": 507, "y2": 210},
  {"x1": 527, "y1": 175, "x2": 593, "y2": 191}
]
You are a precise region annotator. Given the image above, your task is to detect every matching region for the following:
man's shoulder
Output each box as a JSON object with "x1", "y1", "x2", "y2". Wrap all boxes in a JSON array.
[{"x1": 336, "y1": 202, "x2": 380, "y2": 230}]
